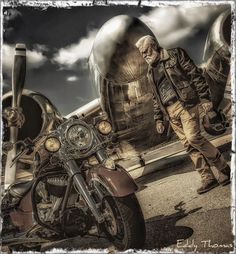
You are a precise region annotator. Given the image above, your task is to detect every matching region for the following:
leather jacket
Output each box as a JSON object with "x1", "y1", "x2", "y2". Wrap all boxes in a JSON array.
[{"x1": 147, "y1": 47, "x2": 212, "y2": 121}]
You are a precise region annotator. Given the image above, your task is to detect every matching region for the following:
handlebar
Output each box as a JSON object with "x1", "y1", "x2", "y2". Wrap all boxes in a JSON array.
[
  {"x1": 9, "y1": 138, "x2": 35, "y2": 167},
  {"x1": 3, "y1": 132, "x2": 49, "y2": 167}
]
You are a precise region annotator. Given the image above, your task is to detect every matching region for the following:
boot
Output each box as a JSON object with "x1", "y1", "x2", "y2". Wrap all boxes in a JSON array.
[
  {"x1": 218, "y1": 165, "x2": 231, "y2": 186},
  {"x1": 197, "y1": 179, "x2": 219, "y2": 194},
  {"x1": 197, "y1": 167, "x2": 219, "y2": 194}
]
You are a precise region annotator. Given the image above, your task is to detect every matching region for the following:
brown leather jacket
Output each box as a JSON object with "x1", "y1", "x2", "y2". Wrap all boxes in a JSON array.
[{"x1": 147, "y1": 47, "x2": 212, "y2": 121}]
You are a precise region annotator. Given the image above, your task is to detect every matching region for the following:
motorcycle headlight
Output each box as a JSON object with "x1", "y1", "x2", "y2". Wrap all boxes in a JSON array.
[
  {"x1": 97, "y1": 120, "x2": 112, "y2": 135},
  {"x1": 67, "y1": 124, "x2": 93, "y2": 150},
  {"x1": 44, "y1": 137, "x2": 61, "y2": 152}
]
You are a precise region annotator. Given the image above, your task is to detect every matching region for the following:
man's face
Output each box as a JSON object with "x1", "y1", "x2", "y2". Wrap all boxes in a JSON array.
[{"x1": 138, "y1": 42, "x2": 160, "y2": 66}]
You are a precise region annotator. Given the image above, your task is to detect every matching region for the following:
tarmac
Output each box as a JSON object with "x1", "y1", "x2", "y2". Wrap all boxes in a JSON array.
[{"x1": 136, "y1": 148, "x2": 234, "y2": 253}]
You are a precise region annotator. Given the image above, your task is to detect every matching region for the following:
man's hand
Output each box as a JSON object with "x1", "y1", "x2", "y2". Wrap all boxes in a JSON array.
[
  {"x1": 202, "y1": 102, "x2": 213, "y2": 113},
  {"x1": 156, "y1": 121, "x2": 165, "y2": 134}
]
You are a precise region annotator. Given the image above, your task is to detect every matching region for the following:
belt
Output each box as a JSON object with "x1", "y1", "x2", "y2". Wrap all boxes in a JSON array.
[{"x1": 164, "y1": 97, "x2": 178, "y2": 107}]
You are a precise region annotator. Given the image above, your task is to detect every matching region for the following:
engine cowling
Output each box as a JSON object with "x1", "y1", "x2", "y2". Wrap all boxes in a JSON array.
[
  {"x1": 203, "y1": 10, "x2": 231, "y2": 110},
  {"x1": 89, "y1": 15, "x2": 167, "y2": 147},
  {"x1": 2, "y1": 89, "x2": 63, "y2": 142}
]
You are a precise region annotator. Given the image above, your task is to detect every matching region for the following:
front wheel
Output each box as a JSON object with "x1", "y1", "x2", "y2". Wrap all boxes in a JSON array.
[{"x1": 101, "y1": 193, "x2": 146, "y2": 250}]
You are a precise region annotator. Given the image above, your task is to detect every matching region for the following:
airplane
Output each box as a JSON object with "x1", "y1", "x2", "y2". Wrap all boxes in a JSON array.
[
  {"x1": 2, "y1": 10, "x2": 232, "y2": 187},
  {"x1": 71, "y1": 10, "x2": 232, "y2": 160}
]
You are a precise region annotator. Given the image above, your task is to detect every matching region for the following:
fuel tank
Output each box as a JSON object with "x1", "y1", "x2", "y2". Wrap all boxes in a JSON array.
[
  {"x1": 2, "y1": 89, "x2": 63, "y2": 142},
  {"x1": 89, "y1": 15, "x2": 164, "y2": 145},
  {"x1": 203, "y1": 10, "x2": 231, "y2": 109}
]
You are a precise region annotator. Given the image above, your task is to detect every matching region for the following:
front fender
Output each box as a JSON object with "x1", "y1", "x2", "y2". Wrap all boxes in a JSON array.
[{"x1": 86, "y1": 164, "x2": 138, "y2": 197}]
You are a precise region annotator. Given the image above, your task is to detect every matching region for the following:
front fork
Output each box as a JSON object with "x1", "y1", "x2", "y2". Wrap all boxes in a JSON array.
[
  {"x1": 65, "y1": 160, "x2": 104, "y2": 223},
  {"x1": 95, "y1": 136, "x2": 116, "y2": 170}
]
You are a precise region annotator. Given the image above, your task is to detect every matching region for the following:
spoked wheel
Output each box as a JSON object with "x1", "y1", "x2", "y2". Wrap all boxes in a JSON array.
[{"x1": 101, "y1": 193, "x2": 146, "y2": 250}]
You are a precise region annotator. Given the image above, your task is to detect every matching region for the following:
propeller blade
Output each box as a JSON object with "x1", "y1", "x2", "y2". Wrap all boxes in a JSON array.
[
  {"x1": 4, "y1": 44, "x2": 26, "y2": 189},
  {"x1": 5, "y1": 129, "x2": 18, "y2": 189},
  {"x1": 12, "y1": 43, "x2": 26, "y2": 107}
]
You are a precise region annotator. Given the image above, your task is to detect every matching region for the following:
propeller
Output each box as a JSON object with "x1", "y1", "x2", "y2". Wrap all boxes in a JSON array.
[{"x1": 4, "y1": 44, "x2": 26, "y2": 189}]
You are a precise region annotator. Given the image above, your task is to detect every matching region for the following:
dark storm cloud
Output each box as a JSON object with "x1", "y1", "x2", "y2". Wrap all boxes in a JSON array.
[
  {"x1": 3, "y1": 6, "x2": 151, "y2": 49},
  {"x1": 3, "y1": 8, "x2": 23, "y2": 42}
]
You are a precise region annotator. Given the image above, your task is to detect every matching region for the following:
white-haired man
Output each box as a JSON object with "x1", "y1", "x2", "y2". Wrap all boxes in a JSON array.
[{"x1": 135, "y1": 35, "x2": 230, "y2": 194}]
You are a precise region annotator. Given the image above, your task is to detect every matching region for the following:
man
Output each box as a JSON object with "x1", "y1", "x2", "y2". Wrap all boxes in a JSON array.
[{"x1": 135, "y1": 35, "x2": 230, "y2": 194}]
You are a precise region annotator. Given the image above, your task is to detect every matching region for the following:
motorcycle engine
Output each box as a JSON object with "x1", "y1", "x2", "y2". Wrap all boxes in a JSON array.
[{"x1": 35, "y1": 175, "x2": 93, "y2": 237}]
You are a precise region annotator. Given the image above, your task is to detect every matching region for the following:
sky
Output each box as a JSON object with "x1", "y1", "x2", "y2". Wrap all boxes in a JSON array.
[{"x1": 2, "y1": 2, "x2": 230, "y2": 115}]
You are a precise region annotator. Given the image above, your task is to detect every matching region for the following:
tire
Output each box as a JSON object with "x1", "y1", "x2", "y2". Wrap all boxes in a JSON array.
[
  {"x1": 9, "y1": 244, "x2": 41, "y2": 252},
  {"x1": 102, "y1": 193, "x2": 146, "y2": 250}
]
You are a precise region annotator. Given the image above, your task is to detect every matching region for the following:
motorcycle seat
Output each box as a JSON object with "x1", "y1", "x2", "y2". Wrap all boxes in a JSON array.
[{"x1": 9, "y1": 180, "x2": 33, "y2": 199}]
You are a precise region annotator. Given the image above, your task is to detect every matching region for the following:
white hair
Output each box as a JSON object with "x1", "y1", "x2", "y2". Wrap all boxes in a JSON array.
[{"x1": 135, "y1": 35, "x2": 160, "y2": 50}]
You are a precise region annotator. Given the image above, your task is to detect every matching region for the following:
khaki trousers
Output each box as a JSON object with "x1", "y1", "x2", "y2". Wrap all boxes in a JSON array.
[{"x1": 166, "y1": 101, "x2": 227, "y2": 181}]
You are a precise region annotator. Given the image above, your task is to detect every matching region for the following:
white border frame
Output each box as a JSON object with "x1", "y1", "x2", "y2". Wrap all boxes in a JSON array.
[{"x1": 0, "y1": 1, "x2": 235, "y2": 253}]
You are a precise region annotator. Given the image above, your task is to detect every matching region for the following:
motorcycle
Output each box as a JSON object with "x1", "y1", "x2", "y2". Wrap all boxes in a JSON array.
[{"x1": 1, "y1": 115, "x2": 146, "y2": 252}]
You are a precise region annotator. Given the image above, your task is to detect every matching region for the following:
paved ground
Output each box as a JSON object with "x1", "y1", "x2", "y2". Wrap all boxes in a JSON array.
[
  {"x1": 42, "y1": 150, "x2": 234, "y2": 253},
  {"x1": 136, "y1": 152, "x2": 234, "y2": 253}
]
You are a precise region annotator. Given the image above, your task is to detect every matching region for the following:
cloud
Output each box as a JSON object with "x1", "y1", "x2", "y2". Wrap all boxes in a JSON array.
[
  {"x1": 52, "y1": 29, "x2": 98, "y2": 69},
  {"x1": 3, "y1": 9, "x2": 23, "y2": 41},
  {"x1": 2, "y1": 80, "x2": 10, "y2": 88},
  {"x1": 3, "y1": 9, "x2": 22, "y2": 23},
  {"x1": 66, "y1": 75, "x2": 79, "y2": 82},
  {"x1": 2, "y1": 44, "x2": 47, "y2": 76},
  {"x1": 139, "y1": 5, "x2": 228, "y2": 47},
  {"x1": 34, "y1": 44, "x2": 49, "y2": 53},
  {"x1": 52, "y1": 5, "x2": 228, "y2": 72}
]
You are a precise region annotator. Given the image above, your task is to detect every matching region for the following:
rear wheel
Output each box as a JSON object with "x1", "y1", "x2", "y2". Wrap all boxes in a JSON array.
[{"x1": 101, "y1": 193, "x2": 146, "y2": 250}]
